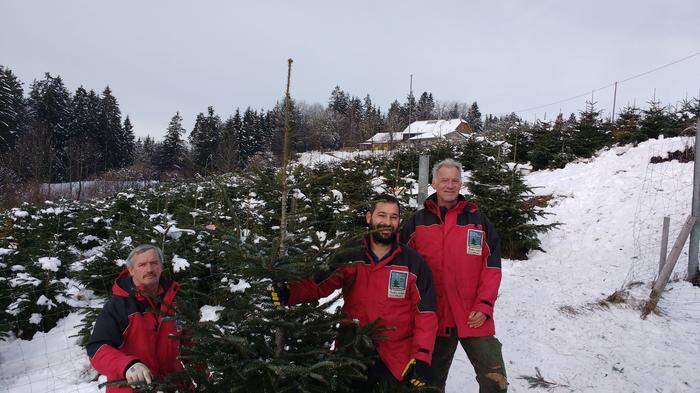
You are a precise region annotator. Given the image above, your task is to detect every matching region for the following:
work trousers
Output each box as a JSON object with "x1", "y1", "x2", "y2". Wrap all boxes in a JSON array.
[{"x1": 431, "y1": 330, "x2": 507, "y2": 393}]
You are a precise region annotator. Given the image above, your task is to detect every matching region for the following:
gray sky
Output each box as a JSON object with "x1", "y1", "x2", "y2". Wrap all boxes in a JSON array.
[{"x1": 2, "y1": 0, "x2": 699, "y2": 139}]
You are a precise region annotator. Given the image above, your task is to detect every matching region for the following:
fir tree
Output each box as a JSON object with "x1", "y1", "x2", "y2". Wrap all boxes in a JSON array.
[
  {"x1": 385, "y1": 100, "x2": 405, "y2": 149},
  {"x1": 346, "y1": 97, "x2": 363, "y2": 146},
  {"x1": 155, "y1": 112, "x2": 187, "y2": 172},
  {"x1": 134, "y1": 135, "x2": 156, "y2": 165},
  {"x1": 190, "y1": 106, "x2": 222, "y2": 172},
  {"x1": 465, "y1": 101, "x2": 483, "y2": 132},
  {"x1": 0, "y1": 65, "x2": 26, "y2": 157},
  {"x1": 483, "y1": 114, "x2": 497, "y2": 134},
  {"x1": 328, "y1": 86, "x2": 349, "y2": 115},
  {"x1": 467, "y1": 156, "x2": 557, "y2": 259},
  {"x1": 640, "y1": 99, "x2": 673, "y2": 139},
  {"x1": 270, "y1": 99, "x2": 303, "y2": 158},
  {"x1": 571, "y1": 101, "x2": 609, "y2": 158},
  {"x1": 416, "y1": 92, "x2": 435, "y2": 121},
  {"x1": 527, "y1": 120, "x2": 559, "y2": 170},
  {"x1": 218, "y1": 109, "x2": 243, "y2": 171},
  {"x1": 612, "y1": 105, "x2": 642, "y2": 145},
  {"x1": 447, "y1": 103, "x2": 462, "y2": 119},
  {"x1": 27, "y1": 73, "x2": 73, "y2": 181},
  {"x1": 98, "y1": 86, "x2": 124, "y2": 172},
  {"x1": 121, "y1": 115, "x2": 136, "y2": 167},
  {"x1": 508, "y1": 120, "x2": 533, "y2": 163},
  {"x1": 675, "y1": 97, "x2": 699, "y2": 135},
  {"x1": 66, "y1": 86, "x2": 99, "y2": 182},
  {"x1": 240, "y1": 107, "x2": 261, "y2": 160},
  {"x1": 549, "y1": 113, "x2": 576, "y2": 168},
  {"x1": 359, "y1": 95, "x2": 383, "y2": 142}
]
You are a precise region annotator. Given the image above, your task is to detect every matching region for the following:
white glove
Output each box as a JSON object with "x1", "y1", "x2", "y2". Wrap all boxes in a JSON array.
[{"x1": 125, "y1": 362, "x2": 152, "y2": 387}]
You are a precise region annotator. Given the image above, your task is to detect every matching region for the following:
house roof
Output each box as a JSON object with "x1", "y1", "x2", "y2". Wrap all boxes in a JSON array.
[
  {"x1": 365, "y1": 132, "x2": 404, "y2": 143},
  {"x1": 402, "y1": 119, "x2": 466, "y2": 137},
  {"x1": 364, "y1": 118, "x2": 469, "y2": 144}
]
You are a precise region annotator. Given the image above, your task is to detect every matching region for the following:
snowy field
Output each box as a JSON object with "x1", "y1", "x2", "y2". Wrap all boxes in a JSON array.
[
  {"x1": 1, "y1": 137, "x2": 698, "y2": 392},
  {"x1": 296, "y1": 149, "x2": 389, "y2": 167}
]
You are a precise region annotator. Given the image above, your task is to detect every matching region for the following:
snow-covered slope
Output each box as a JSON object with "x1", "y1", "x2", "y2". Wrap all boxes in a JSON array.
[
  {"x1": 1, "y1": 137, "x2": 697, "y2": 392},
  {"x1": 446, "y1": 136, "x2": 698, "y2": 392}
]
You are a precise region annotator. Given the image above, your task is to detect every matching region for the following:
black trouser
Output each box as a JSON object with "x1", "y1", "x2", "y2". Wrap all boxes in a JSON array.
[
  {"x1": 431, "y1": 330, "x2": 508, "y2": 393},
  {"x1": 351, "y1": 358, "x2": 399, "y2": 392}
]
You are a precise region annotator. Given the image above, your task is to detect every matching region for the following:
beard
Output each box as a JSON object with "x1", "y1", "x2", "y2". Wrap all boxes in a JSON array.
[{"x1": 370, "y1": 223, "x2": 398, "y2": 245}]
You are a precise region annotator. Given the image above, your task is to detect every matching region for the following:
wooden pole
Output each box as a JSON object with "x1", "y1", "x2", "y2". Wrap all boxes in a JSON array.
[
  {"x1": 278, "y1": 58, "x2": 293, "y2": 259},
  {"x1": 275, "y1": 58, "x2": 293, "y2": 357},
  {"x1": 688, "y1": 120, "x2": 700, "y2": 282},
  {"x1": 642, "y1": 215, "x2": 697, "y2": 318},
  {"x1": 658, "y1": 216, "x2": 670, "y2": 276}
]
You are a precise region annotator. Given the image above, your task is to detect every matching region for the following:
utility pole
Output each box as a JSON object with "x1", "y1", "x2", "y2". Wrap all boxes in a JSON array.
[
  {"x1": 612, "y1": 81, "x2": 618, "y2": 122},
  {"x1": 408, "y1": 74, "x2": 414, "y2": 138},
  {"x1": 688, "y1": 119, "x2": 700, "y2": 282}
]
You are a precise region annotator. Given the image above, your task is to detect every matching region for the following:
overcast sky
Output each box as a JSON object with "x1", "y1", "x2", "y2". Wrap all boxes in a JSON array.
[{"x1": 2, "y1": 0, "x2": 699, "y2": 139}]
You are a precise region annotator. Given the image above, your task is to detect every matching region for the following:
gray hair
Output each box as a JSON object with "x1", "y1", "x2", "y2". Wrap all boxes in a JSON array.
[
  {"x1": 432, "y1": 158, "x2": 463, "y2": 180},
  {"x1": 126, "y1": 244, "x2": 165, "y2": 267}
]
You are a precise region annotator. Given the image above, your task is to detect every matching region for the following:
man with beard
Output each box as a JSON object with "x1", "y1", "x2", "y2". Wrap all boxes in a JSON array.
[{"x1": 271, "y1": 194, "x2": 438, "y2": 390}]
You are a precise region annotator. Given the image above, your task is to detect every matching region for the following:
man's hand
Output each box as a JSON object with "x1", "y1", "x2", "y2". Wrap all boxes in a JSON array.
[
  {"x1": 401, "y1": 358, "x2": 430, "y2": 388},
  {"x1": 269, "y1": 283, "x2": 289, "y2": 309},
  {"x1": 125, "y1": 362, "x2": 152, "y2": 387},
  {"x1": 468, "y1": 311, "x2": 487, "y2": 328}
]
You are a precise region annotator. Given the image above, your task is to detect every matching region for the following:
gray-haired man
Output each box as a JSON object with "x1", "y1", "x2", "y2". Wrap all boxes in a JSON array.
[
  {"x1": 86, "y1": 245, "x2": 189, "y2": 393},
  {"x1": 400, "y1": 159, "x2": 508, "y2": 392}
]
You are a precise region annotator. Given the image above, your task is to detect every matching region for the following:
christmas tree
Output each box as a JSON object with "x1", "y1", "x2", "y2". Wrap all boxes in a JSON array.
[{"x1": 467, "y1": 156, "x2": 558, "y2": 260}]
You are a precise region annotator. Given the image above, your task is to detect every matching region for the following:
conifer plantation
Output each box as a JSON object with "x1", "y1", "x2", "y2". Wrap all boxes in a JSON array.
[{"x1": 0, "y1": 62, "x2": 698, "y2": 392}]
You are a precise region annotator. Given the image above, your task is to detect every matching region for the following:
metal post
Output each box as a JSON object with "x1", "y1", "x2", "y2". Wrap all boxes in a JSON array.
[
  {"x1": 417, "y1": 155, "x2": 429, "y2": 207},
  {"x1": 659, "y1": 216, "x2": 670, "y2": 276},
  {"x1": 688, "y1": 120, "x2": 700, "y2": 282}
]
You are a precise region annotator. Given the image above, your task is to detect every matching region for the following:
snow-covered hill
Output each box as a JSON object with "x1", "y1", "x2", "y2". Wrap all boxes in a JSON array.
[
  {"x1": 1, "y1": 136, "x2": 697, "y2": 393},
  {"x1": 447, "y1": 136, "x2": 698, "y2": 393}
]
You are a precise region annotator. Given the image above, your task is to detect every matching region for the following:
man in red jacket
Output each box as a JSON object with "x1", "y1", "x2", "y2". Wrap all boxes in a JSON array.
[
  {"x1": 272, "y1": 194, "x2": 438, "y2": 390},
  {"x1": 401, "y1": 159, "x2": 508, "y2": 392},
  {"x1": 87, "y1": 245, "x2": 188, "y2": 392}
]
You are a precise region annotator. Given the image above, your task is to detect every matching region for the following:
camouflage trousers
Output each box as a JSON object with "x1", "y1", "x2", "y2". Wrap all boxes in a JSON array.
[{"x1": 430, "y1": 331, "x2": 508, "y2": 393}]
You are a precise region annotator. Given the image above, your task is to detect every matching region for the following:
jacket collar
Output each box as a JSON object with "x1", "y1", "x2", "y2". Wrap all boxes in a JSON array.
[
  {"x1": 363, "y1": 236, "x2": 402, "y2": 271},
  {"x1": 424, "y1": 193, "x2": 477, "y2": 219},
  {"x1": 112, "y1": 268, "x2": 179, "y2": 305}
]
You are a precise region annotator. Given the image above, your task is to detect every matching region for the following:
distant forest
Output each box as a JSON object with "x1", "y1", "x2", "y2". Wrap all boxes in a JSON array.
[{"x1": 0, "y1": 64, "x2": 697, "y2": 186}]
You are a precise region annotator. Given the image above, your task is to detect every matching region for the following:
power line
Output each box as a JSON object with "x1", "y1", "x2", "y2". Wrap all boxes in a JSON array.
[{"x1": 512, "y1": 51, "x2": 700, "y2": 114}]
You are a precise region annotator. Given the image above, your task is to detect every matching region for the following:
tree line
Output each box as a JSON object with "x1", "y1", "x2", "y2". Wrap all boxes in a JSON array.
[{"x1": 1, "y1": 64, "x2": 697, "y2": 185}]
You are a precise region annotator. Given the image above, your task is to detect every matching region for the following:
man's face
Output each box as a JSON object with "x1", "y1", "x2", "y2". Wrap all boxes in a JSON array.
[
  {"x1": 366, "y1": 201, "x2": 400, "y2": 245},
  {"x1": 128, "y1": 249, "x2": 163, "y2": 290},
  {"x1": 432, "y1": 166, "x2": 462, "y2": 204}
]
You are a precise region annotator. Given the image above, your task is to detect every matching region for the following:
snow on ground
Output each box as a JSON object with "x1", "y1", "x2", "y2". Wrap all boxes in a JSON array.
[
  {"x1": 0, "y1": 313, "x2": 99, "y2": 392},
  {"x1": 445, "y1": 136, "x2": 698, "y2": 392},
  {"x1": 295, "y1": 149, "x2": 388, "y2": 167},
  {"x1": 1, "y1": 136, "x2": 697, "y2": 392}
]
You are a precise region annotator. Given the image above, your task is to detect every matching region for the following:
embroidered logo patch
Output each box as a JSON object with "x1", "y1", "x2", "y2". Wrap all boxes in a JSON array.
[
  {"x1": 387, "y1": 270, "x2": 408, "y2": 299},
  {"x1": 467, "y1": 229, "x2": 484, "y2": 255}
]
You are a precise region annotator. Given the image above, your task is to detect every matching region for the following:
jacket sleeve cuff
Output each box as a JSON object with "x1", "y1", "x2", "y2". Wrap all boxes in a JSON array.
[
  {"x1": 413, "y1": 348, "x2": 432, "y2": 365},
  {"x1": 472, "y1": 301, "x2": 494, "y2": 319}
]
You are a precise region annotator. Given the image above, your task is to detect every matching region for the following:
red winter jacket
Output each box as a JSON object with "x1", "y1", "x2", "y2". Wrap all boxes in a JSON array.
[
  {"x1": 86, "y1": 270, "x2": 187, "y2": 393},
  {"x1": 400, "y1": 194, "x2": 502, "y2": 338},
  {"x1": 287, "y1": 238, "x2": 438, "y2": 381}
]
